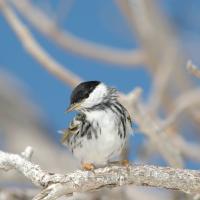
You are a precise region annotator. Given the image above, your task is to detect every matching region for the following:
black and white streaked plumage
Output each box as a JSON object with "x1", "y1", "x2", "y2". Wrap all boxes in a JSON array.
[{"x1": 62, "y1": 81, "x2": 132, "y2": 167}]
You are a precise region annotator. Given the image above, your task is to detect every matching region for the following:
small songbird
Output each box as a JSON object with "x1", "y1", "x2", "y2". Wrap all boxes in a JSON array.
[{"x1": 62, "y1": 81, "x2": 132, "y2": 170}]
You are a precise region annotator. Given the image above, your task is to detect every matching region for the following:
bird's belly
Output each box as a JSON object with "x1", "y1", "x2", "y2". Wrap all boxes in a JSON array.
[{"x1": 73, "y1": 116, "x2": 126, "y2": 166}]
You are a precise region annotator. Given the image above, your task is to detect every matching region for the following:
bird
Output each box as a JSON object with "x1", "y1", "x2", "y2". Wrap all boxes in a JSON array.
[{"x1": 61, "y1": 81, "x2": 133, "y2": 170}]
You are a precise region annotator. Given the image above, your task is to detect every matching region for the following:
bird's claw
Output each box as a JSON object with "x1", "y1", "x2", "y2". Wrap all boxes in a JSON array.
[
  {"x1": 121, "y1": 159, "x2": 129, "y2": 167},
  {"x1": 82, "y1": 163, "x2": 95, "y2": 171}
]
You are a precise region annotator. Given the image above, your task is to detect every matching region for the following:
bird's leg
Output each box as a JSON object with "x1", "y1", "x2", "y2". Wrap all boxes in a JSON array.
[
  {"x1": 82, "y1": 163, "x2": 95, "y2": 171},
  {"x1": 121, "y1": 159, "x2": 129, "y2": 167},
  {"x1": 107, "y1": 161, "x2": 120, "y2": 166},
  {"x1": 107, "y1": 160, "x2": 129, "y2": 167}
]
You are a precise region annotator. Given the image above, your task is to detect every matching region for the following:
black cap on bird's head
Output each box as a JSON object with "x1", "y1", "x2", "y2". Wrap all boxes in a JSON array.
[
  {"x1": 71, "y1": 81, "x2": 100, "y2": 105},
  {"x1": 66, "y1": 81, "x2": 101, "y2": 112}
]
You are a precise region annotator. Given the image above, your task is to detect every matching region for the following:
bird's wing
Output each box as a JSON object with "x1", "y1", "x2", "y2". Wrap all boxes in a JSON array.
[
  {"x1": 124, "y1": 108, "x2": 133, "y2": 135},
  {"x1": 120, "y1": 103, "x2": 133, "y2": 126},
  {"x1": 61, "y1": 112, "x2": 85, "y2": 144},
  {"x1": 127, "y1": 114, "x2": 132, "y2": 126}
]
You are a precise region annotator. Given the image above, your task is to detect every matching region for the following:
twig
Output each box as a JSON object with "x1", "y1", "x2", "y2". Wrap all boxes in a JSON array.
[
  {"x1": 117, "y1": 0, "x2": 184, "y2": 113},
  {"x1": 0, "y1": 148, "x2": 199, "y2": 200},
  {"x1": 187, "y1": 60, "x2": 200, "y2": 79},
  {"x1": 120, "y1": 88, "x2": 183, "y2": 168},
  {"x1": 135, "y1": 89, "x2": 200, "y2": 166},
  {"x1": 139, "y1": 135, "x2": 200, "y2": 163},
  {"x1": 0, "y1": 0, "x2": 81, "y2": 87},
  {"x1": 172, "y1": 135, "x2": 200, "y2": 163},
  {"x1": 160, "y1": 89, "x2": 200, "y2": 131},
  {"x1": 9, "y1": 0, "x2": 145, "y2": 67}
]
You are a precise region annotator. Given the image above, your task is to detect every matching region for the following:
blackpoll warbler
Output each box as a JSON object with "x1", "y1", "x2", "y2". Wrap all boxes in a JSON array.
[{"x1": 62, "y1": 81, "x2": 132, "y2": 170}]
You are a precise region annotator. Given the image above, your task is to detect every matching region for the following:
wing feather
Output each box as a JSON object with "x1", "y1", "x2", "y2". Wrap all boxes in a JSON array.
[{"x1": 61, "y1": 113, "x2": 85, "y2": 144}]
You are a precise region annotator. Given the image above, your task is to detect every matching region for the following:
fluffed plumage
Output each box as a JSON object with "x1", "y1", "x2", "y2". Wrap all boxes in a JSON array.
[{"x1": 62, "y1": 81, "x2": 132, "y2": 167}]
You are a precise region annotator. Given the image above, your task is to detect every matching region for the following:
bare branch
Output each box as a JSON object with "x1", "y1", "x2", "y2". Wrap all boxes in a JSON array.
[
  {"x1": 173, "y1": 135, "x2": 200, "y2": 163},
  {"x1": 0, "y1": 148, "x2": 199, "y2": 200},
  {"x1": 132, "y1": 89, "x2": 200, "y2": 166},
  {"x1": 9, "y1": 0, "x2": 145, "y2": 67},
  {"x1": 140, "y1": 135, "x2": 200, "y2": 164},
  {"x1": 117, "y1": 0, "x2": 185, "y2": 112},
  {"x1": 0, "y1": 0, "x2": 81, "y2": 87},
  {"x1": 120, "y1": 89, "x2": 183, "y2": 168},
  {"x1": 160, "y1": 89, "x2": 200, "y2": 131},
  {"x1": 187, "y1": 60, "x2": 200, "y2": 79}
]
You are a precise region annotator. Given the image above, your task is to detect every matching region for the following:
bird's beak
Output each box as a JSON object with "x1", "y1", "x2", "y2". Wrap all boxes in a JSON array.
[{"x1": 65, "y1": 103, "x2": 81, "y2": 113}]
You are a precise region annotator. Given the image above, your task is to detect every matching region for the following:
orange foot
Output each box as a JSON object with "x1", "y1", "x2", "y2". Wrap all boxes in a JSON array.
[
  {"x1": 82, "y1": 163, "x2": 95, "y2": 171},
  {"x1": 121, "y1": 160, "x2": 129, "y2": 167}
]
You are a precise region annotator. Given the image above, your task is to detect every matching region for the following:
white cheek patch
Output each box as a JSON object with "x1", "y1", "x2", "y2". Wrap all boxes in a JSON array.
[{"x1": 82, "y1": 83, "x2": 108, "y2": 108}]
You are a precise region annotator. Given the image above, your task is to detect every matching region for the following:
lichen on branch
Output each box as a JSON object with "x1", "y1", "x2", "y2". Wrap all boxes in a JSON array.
[{"x1": 0, "y1": 147, "x2": 200, "y2": 200}]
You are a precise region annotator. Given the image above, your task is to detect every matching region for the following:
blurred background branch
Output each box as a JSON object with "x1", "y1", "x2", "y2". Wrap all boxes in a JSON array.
[
  {"x1": 0, "y1": 0, "x2": 81, "y2": 87},
  {"x1": 9, "y1": 0, "x2": 146, "y2": 67}
]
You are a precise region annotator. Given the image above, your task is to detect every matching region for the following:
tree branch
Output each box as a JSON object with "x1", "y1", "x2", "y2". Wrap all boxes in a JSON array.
[
  {"x1": 187, "y1": 60, "x2": 200, "y2": 79},
  {"x1": 9, "y1": 0, "x2": 145, "y2": 67},
  {"x1": 120, "y1": 88, "x2": 183, "y2": 168},
  {"x1": 116, "y1": 0, "x2": 187, "y2": 114},
  {"x1": 0, "y1": 0, "x2": 81, "y2": 88},
  {"x1": 160, "y1": 89, "x2": 200, "y2": 131},
  {"x1": 0, "y1": 147, "x2": 199, "y2": 200}
]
